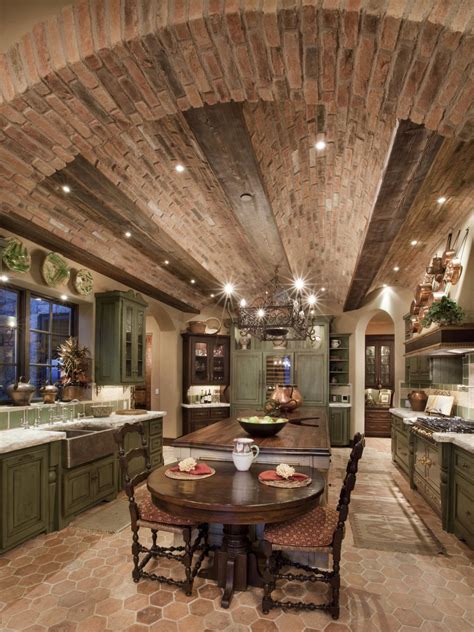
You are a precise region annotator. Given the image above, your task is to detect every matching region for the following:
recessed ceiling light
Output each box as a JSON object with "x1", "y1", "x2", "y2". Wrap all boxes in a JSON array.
[
  {"x1": 61, "y1": 185, "x2": 71, "y2": 193},
  {"x1": 190, "y1": 279, "x2": 196, "y2": 284},
  {"x1": 175, "y1": 164, "x2": 185, "y2": 173},
  {"x1": 210, "y1": 293, "x2": 215, "y2": 298},
  {"x1": 60, "y1": 294, "x2": 68, "y2": 301},
  {"x1": 239, "y1": 299, "x2": 247, "y2": 307},
  {"x1": 437, "y1": 196, "x2": 447, "y2": 204},
  {"x1": 321, "y1": 287, "x2": 326, "y2": 292},
  {"x1": 240, "y1": 193, "x2": 253, "y2": 202},
  {"x1": 411, "y1": 240, "x2": 418, "y2": 246},
  {"x1": 224, "y1": 283, "x2": 235, "y2": 296},
  {"x1": 125, "y1": 231, "x2": 132, "y2": 238},
  {"x1": 315, "y1": 140, "x2": 326, "y2": 151},
  {"x1": 164, "y1": 260, "x2": 169, "y2": 265},
  {"x1": 382, "y1": 284, "x2": 388, "y2": 288},
  {"x1": 0, "y1": 274, "x2": 9, "y2": 282},
  {"x1": 393, "y1": 266, "x2": 400, "y2": 272}
]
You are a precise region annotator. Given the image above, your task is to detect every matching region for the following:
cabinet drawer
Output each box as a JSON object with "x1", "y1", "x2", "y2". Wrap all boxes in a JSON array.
[
  {"x1": 395, "y1": 432, "x2": 410, "y2": 469},
  {"x1": 148, "y1": 419, "x2": 163, "y2": 436},
  {"x1": 190, "y1": 408, "x2": 213, "y2": 420},
  {"x1": 453, "y1": 475, "x2": 474, "y2": 545},
  {"x1": 150, "y1": 435, "x2": 163, "y2": 454},
  {"x1": 455, "y1": 450, "x2": 474, "y2": 482},
  {"x1": 209, "y1": 407, "x2": 229, "y2": 419}
]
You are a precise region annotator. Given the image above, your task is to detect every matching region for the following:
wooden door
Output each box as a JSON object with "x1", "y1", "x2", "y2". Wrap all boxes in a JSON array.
[
  {"x1": 365, "y1": 335, "x2": 394, "y2": 389},
  {"x1": 294, "y1": 351, "x2": 327, "y2": 406}
]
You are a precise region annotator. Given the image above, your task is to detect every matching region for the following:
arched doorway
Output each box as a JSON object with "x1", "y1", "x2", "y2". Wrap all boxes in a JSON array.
[{"x1": 364, "y1": 311, "x2": 395, "y2": 437}]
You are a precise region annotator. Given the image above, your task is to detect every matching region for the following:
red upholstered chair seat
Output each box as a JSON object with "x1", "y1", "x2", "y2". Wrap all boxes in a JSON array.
[
  {"x1": 265, "y1": 506, "x2": 339, "y2": 548},
  {"x1": 135, "y1": 487, "x2": 195, "y2": 526}
]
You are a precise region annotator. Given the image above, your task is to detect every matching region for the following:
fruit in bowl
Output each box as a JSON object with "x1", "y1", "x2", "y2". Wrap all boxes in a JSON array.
[{"x1": 237, "y1": 415, "x2": 288, "y2": 437}]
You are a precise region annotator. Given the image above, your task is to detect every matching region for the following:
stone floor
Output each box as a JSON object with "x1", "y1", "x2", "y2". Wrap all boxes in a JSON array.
[{"x1": 0, "y1": 438, "x2": 473, "y2": 632}]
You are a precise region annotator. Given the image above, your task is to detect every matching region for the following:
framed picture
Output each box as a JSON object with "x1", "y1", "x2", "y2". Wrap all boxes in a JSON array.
[{"x1": 379, "y1": 391, "x2": 391, "y2": 405}]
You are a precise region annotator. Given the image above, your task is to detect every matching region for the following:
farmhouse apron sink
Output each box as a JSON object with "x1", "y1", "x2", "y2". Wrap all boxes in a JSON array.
[{"x1": 39, "y1": 425, "x2": 116, "y2": 468}]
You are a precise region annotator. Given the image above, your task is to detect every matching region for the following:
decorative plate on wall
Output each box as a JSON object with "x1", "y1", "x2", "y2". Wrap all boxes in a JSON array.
[
  {"x1": 2, "y1": 238, "x2": 31, "y2": 272},
  {"x1": 74, "y1": 269, "x2": 94, "y2": 295},
  {"x1": 42, "y1": 252, "x2": 70, "y2": 287}
]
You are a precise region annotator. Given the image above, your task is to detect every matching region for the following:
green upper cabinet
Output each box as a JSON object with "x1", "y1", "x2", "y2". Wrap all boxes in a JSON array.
[{"x1": 95, "y1": 291, "x2": 148, "y2": 385}]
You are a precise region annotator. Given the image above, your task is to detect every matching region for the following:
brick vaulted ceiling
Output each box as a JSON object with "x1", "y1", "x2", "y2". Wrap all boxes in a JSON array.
[{"x1": 0, "y1": 1, "x2": 473, "y2": 313}]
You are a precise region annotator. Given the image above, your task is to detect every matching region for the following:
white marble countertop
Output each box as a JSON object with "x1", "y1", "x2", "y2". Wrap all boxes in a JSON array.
[
  {"x1": 181, "y1": 403, "x2": 231, "y2": 408},
  {"x1": 0, "y1": 428, "x2": 66, "y2": 454},
  {"x1": 0, "y1": 411, "x2": 166, "y2": 454},
  {"x1": 329, "y1": 403, "x2": 351, "y2": 408},
  {"x1": 389, "y1": 407, "x2": 418, "y2": 422},
  {"x1": 432, "y1": 432, "x2": 474, "y2": 454}
]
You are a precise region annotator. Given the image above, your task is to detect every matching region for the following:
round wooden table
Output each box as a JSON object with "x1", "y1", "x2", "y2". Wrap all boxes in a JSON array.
[{"x1": 147, "y1": 461, "x2": 325, "y2": 607}]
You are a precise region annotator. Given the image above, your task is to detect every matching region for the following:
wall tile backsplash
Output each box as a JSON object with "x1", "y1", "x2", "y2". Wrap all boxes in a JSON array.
[
  {"x1": 399, "y1": 353, "x2": 474, "y2": 420},
  {"x1": 0, "y1": 398, "x2": 130, "y2": 430}
]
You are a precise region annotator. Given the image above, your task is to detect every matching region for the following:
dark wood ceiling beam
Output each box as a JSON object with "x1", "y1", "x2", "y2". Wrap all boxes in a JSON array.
[
  {"x1": 184, "y1": 102, "x2": 290, "y2": 277},
  {"x1": 43, "y1": 155, "x2": 219, "y2": 291},
  {"x1": 343, "y1": 120, "x2": 445, "y2": 312},
  {"x1": 0, "y1": 213, "x2": 200, "y2": 313}
]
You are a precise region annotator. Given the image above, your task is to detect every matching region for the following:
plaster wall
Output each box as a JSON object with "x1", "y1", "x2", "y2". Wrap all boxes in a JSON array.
[{"x1": 332, "y1": 287, "x2": 413, "y2": 435}]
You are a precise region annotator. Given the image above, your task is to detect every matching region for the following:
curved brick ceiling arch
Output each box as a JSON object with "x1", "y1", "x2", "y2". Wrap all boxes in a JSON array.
[{"x1": 0, "y1": 0, "x2": 473, "y2": 310}]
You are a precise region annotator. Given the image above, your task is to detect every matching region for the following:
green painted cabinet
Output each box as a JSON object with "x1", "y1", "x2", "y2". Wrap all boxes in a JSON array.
[
  {"x1": 95, "y1": 290, "x2": 147, "y2": 385},
  {"x1": 450, "y1": 447, "x2": 474, "y2": 548},
  {"x1": 232, "y1": 352, "x2": 262, "y2": 407},
  {"x1": 62, "y1": 454, "x2": 116, "y2": 520},
  {"x1": 0, "y1": 445, "x2": 49, "y2": 552},
  {"x1": 295, "y1": 351, "x2": 327, "y2": 406},
  {"x1": 405, "y1": 356, "x2": 431, "y2": 385},
  {"x1": 391, "y1": 414, "x2": 411, "y2": 476},
  {"x1": 329, "y1": 407, "x2": 350, "y2": 446}
]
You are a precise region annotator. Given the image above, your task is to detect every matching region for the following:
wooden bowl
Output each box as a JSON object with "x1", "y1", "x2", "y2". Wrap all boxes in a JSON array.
[{"x1": 237, "y1": 417, "x2": 288, "y2": 437}]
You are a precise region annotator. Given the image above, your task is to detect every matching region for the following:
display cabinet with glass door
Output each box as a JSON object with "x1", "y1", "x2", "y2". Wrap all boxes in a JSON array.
[
  {"x1": 182, "y1": 334, "x2": 230, "y2": 387},
  {"x1": 365, "y1": 335, "x2": 394, "y2": 389}
]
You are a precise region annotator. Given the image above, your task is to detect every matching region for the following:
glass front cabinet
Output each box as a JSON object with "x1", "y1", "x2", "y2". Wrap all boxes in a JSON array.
[
  {"x1": 95, "y1": 291, "x2": 148, "y2": 385},
  {"x1": 182, "y1": 334, "x2": 230, "y2": 387}
]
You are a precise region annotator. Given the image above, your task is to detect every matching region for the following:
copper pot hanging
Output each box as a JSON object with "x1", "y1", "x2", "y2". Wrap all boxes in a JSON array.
[
  {"x1": 444, "y1": 257, "x2": 463, "y2": 285},
  {"x1": 415, "y1": 283, "x2": 433, "y2": 306},
  {"x1": 410, "y1": 315, "x2": 421, "y2": 333},
  {"x1": 426, "y1": 256, "x2": 444, "y2": 275},
  {"x1": 410, "y1": 300, "x2": 420, "y2": 316}
]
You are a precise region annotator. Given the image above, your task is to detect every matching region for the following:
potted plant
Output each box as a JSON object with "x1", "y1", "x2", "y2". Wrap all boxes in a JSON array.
[
  {"x1": 57, "y1": 336, "x2": 91, "y2": 401},
  {"x1": 421, "y1": 296, "x2": 464, "y2": 328}
]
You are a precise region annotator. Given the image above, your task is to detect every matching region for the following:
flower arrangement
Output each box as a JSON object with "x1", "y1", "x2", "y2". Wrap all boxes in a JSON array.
[
  {"x1": 276, "y1": 463, "x2": 295, "y2": 479},
  {"x1": 421, "y1": 296, "x2": 464, "y2": 328},
  {"x1": 178, "y1": 457, "x2": 197, "y2": 472}
]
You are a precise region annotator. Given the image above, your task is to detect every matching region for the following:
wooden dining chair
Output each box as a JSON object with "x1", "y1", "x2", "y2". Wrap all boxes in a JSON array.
[
  {"x1": 260, "y1": 432, "x2": 365, "y2": 620},
  {"x1": 114, "y1": 422, "x2": 209, "y2": 595}
]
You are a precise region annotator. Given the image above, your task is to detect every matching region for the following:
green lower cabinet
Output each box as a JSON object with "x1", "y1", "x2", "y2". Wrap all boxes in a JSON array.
[
  {"x1": 62, "y1": 454, "x2": 116, "y2": 521},
  {"x1": 450, "y1": 447, "x2": 474, "y2": 549},
  {"x1": 329, "y1": 407, "x2": 350, "y2": 446},
  {"x1": 391, "y1": 415, "x2": 411, "y2": 476},
  {"x1": 0, "y1": 445, "x2": 49, "y2": 552}
]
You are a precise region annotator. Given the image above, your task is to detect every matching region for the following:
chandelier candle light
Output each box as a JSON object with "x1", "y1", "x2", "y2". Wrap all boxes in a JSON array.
[{"x1": 224, "y1": 268, "x2": 322, "y2": 342}]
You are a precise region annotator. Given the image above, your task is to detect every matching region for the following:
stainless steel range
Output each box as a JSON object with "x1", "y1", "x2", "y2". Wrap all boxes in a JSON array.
[{"x1": 412, "y1": 416, "x2": 474, "y2": 442}]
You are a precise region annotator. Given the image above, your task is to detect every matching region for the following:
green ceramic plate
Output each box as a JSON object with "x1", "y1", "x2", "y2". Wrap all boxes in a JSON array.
[
  {"x1": 2, "y1": 238, "x2": 31, "y2": 273},
  {"x1": 74, "y1": 269, "x2": 93, "y2": 295},
  {"x1": 42, "y1": 252, "x2": 70, "y2": 287}
]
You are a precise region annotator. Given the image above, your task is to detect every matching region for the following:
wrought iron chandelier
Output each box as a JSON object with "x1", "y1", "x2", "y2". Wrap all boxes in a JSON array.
[{"x1": 227, "y1": 268, "x2": 320, "y2": 342}]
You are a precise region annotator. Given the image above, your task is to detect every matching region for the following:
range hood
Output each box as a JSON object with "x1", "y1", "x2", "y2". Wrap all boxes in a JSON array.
[{"x1": 405, "y1": 324, "x2": 474, "y2": 356}]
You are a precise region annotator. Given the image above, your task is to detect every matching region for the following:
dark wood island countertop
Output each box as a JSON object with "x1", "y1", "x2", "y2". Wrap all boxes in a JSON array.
[{"x1": 173, "y1": 408, "x2": 330, "y2": 458}]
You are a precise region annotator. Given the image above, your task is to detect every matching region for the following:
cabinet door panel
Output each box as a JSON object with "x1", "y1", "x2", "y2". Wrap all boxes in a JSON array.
[
  {"x1": 3, "y1": 448, "x2": 48, "y2": 548},
  {"x1": 121, "y1": 301, "x2": 135, "y2": 382},
  {"x1": 135, "y1": 307, "x2": 145, "y2": 381},
  {"x1": 295, "y1": 352, "x2": 326, "y2": 405},
  {"x1": 95, "y1": 458, "x2": 116, "y2": 499},
  {"x1": 232, "y1": 353, "x2": 262, "y2": 405},
  {"x1": 63, "y1": 466, "x2": 94, "y2": 517},
  {"x1": 453, "y1": 475, "x2": 474, "y2": 546}
]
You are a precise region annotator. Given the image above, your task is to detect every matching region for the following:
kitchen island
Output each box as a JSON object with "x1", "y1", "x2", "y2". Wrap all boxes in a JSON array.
[{"x1": 173, "y1": 408, "x2": 331, "y2": 470}]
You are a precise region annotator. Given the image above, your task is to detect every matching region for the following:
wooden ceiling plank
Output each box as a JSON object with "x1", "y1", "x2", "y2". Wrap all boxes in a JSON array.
[
  {"x1": 343, "y1": 120, "x2": 445, "y2": 312},
  {"x1": 0, "y1": 213, "x2": 199, "y2": 313},
  {"x1": 184, "y1": 102, "x2": 290, "y2": 277}
]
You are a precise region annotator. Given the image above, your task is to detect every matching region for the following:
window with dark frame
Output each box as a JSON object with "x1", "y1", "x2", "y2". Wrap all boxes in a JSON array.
[{"x1": 0, "y1": 287, "x2": 76, "y2": 401}]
